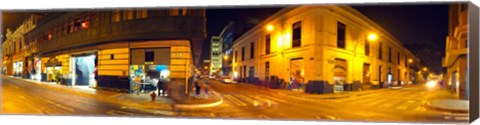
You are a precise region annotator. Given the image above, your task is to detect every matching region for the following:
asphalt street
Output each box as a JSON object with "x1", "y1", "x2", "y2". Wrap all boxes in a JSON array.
[{"x1": 0, "y1": 76, "x2": 469, "y2": 124}]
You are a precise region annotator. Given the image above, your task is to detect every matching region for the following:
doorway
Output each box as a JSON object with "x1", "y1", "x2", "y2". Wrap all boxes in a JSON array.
[{"x1": 72, "y1": 54, "x2": 97, "y2": 87}]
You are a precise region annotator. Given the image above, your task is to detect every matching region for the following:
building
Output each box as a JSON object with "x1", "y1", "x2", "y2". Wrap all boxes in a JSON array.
[
  {"x1": 232, "y1": 5, "x2": 419, "y2": 92},
  {"x1": 21, "y1": 9, "x2": 206, "y2": 94},
  {"x1": 210, "y1": 36, "x2": 222, "y2": 75},
  {"x1": 2, "y1": 15, "x2": 40, "y2": 78},
  {"x1": 218, "y1": 21, "x2": 255, "y2": 77},
  {"x1": 443, "y1": 3, "x2": 468, "y2": 99},
  {"x1": 202, "y1": 59, "x2": 211, "y2": 75}
]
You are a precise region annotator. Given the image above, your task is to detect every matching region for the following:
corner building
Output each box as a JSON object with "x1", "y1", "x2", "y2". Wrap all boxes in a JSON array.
[
  {"x1": 443, "y1": 3, "x2": 468, "y2": 99},
  {"x1": 232, "y1": 6, "x2": 419, "y2": 92},
  {"x1": 24, "y1": 9, "x2": 206, "y2": 93}
]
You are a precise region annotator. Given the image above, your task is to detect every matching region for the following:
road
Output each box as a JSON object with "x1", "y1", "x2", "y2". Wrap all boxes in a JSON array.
[
  {"x1": 1, "y1": 76, "x2": 161, "y2": 116},
  {"x1": 195, "y1": 79, "x2": 467, "y2": 123},
  {"x1": 1, "y1": 76, "x2": 468, "y2": 123}
]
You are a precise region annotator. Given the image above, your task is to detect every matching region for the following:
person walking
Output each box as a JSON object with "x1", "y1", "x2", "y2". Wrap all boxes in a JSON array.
[
  {"x1": 157, "y1": 79, "x2": 165, "y2": 96},
  {"x1": 194, "y1": 76, "x2": 201, "y2": 96}
]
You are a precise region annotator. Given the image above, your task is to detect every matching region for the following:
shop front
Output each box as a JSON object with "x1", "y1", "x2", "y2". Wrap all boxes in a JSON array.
[
  {"x1": 71, "y1": 54, "x2": 97, "y2": 87},
  {"x1": 130, "y1": 48, "x2": 171, "y2": 94},
  {"x1": 13, "y1": 60, "x2": 23, "y2": 77},
  {"x1": 333, "y1": 58, "x2": 347, "y2": 92}
]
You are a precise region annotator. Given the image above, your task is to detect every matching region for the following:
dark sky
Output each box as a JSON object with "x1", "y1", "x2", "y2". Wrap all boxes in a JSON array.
[{"x1": 1, "y1": 4, "x2": 449, "y2": 73}]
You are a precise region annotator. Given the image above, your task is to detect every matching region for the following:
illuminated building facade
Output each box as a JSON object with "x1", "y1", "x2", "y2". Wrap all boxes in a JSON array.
[
  {"x1": 21, "y1": 9, "x2": 206, "y2": 93},
  {"x1": 443, "y1": 3, "x2": 468, "y2": 99},
  {"x1": 210, "y1": 36, "x2": 222, "y2": 75},
  {"x1": 232, "y1": 6, "x2": 419, "y2": 92},
  {"x1": 2, "y1": 15, "x2": 40, "y2": 78}
]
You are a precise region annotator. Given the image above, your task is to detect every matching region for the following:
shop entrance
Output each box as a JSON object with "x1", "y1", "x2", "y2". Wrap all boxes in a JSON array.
[
  {"x1": 13, "y1": 61, "x2": 23, "y2": 77},
  {"x1": 333, "y1": 58, "x2": 347, "y2": 92},
  {"x1": 46, "y1": 65, "x2": 62, "y2": 82},
  {"x1": 290, "y1": 58, "x2": 304, "y2": 90},
  {"x1": 130, "y1": 48, "x2": 171, "y2": 94},
  {"x1": 72, "y1": 54, "x2": 97, "y2": 87}
]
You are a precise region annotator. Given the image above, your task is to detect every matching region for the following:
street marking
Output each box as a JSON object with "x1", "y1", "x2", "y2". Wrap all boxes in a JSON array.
[
  {"x1": 10, "y1": 85, "x2": 19, "y2": 89},
  {"x1": 237, "y1": 95, "x2": 258, "y2": 106},
  {"x1": 45, "y1": 100, "x2": 75, "y2": 112},
  {"x1": 106, "y1": 110, "x2": 138, "y2": 116},
  {"x1": 316, "y1": 115, "x2": 337, "y2": 120},
  {"x1": 258, "y1": 95, "x2": 287, "y2": 103},
  {"x1": 224, "y1": 95, "x2": 247, "y2": 106},
  {"x1": 258, "y1": 114, "x2": 270, "y2": 119},
  {"x1": 396, "y1": 100, "x2": 416, "y2": 110}
]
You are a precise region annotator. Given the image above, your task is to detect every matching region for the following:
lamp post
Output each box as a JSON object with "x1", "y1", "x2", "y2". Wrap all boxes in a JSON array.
[{"x1": 352, "y1": 33, "x2": 377, "y2": 90}]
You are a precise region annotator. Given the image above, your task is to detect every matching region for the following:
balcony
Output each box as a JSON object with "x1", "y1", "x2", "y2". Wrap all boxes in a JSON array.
[{"x1": 443, "y1": 48, "x2": 468, "y2": 67}]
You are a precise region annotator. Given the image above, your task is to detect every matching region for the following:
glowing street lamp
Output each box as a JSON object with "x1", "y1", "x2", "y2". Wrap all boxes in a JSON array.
[
  {"x1": 367, "y1": 33, "x2": 378, "y2": 41},
  {"x1": 266, "y1": 24, "x2": 274, "y2": 31},
  {"x1": 223, "y1": 55, "x2": 229, "y2": 60},
  {"x1": 408, "y1": 59, "x2": 413, "y2": 63},
  {"x1": 423, "y1": 67, "x2": 428, "y2": 71}
]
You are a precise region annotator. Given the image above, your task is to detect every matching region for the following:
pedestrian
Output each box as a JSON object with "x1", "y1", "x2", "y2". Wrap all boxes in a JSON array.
[
  {"x1": 157, "y1": 79, "x2": 165, "y2": 96},
  {"x1": 194, "y1": 76, "x2": 201, "y2": 96},
  {"x1": 134, "y1": 75, "x2": 142, "y2": 95}
]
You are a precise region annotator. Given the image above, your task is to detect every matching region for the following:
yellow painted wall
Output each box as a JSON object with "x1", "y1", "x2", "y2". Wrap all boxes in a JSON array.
[{"x1": 98, "y1": 48, "x2": 129, "y2": 76}]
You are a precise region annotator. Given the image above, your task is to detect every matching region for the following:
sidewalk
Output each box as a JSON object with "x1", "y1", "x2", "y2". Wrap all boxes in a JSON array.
[
  {"x1": 4, "y1": 76, "x2": 223, "y2": 111},
  {"x1": 425, "y1": 99, "x2": 469, "y2": 113}
]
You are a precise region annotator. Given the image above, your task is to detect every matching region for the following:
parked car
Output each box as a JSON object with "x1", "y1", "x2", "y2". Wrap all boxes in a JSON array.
[{"x1": 220, "y1": 76, "x2": 234, "y2": 84}]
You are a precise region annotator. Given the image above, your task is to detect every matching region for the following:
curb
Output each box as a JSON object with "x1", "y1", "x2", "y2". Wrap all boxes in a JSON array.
[
  {"x1": 175, "y1": 91, "x2": 224, "y2": 109},
  {"x1": 425, "y1": 100, "x2": 469, "y2": 113}
]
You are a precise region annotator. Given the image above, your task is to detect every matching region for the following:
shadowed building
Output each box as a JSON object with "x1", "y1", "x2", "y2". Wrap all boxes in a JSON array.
[
  {"x1": 21, "y1": 9, "x2": 206, "y2": 93},
  {"x1": 443, "y1": 3, "x2": 468, "y2": 99},
  {"x1": 232, "y1": 5, "x2": 419, "y2": 93}
]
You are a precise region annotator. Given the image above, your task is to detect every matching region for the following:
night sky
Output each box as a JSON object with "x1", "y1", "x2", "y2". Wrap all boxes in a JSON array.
[{"x1": 1, "y1": 4, "x2": 449, "y2": 73}]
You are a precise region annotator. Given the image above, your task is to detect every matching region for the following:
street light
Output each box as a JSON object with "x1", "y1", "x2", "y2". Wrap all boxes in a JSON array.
[
  {"x1": 223, "y1": 55, "x2": 229, "y2": 60},
  {"x1": 266, "y1": 24, "x2": 274, "y2": 31},
  {"x1": 353, "y1": 32, "x2": 377, "y2": 82},
  {"x1": 367, "y1": 33, "x2": 378, "y2": 41},
  {"x1": 408, "y1": 59, "x2": 413, "y2": 63},
  {"x1": 423, "y1": 67, "x2": 428, "y2": 71}
]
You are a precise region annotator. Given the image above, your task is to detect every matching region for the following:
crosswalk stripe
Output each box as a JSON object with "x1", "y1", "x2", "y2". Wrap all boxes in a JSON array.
[
  {"x1": 348, "y1": 97, "x2": 378, "y2": 106},
  {"x1": 237, "y1": 95, "x2": 260, "y2": 106},
  {"x1": 224, "y1": 95, "x2": 247, "y2": 106},
  {"x1": 396, "y1": 100, "x2": 416, "y2": 110},
  {"x1": 259, "y1": 95, "x2": 287, "y2": 103},
  {"x1": 378, "y1": 99, "x2": 401, "y2": 109},
  {"x1": 366, "y1": 98, "x2": 390, "y2": 106}
]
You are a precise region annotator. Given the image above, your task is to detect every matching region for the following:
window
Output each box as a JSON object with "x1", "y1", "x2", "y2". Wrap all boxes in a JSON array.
[
  {"x1": 110, "y1": 54, "x2": 114, "y2": 60},
  {"x1": 379, "y1": 42, "x2": 382, "y2": 60},
  {"x1": 47, "y1": 33, "x2": 52, "y2": 41},
  {"x1": 365, "y1": 39, "x2": 370, "y2": 56},
  {"x1": 74, "y1": 18, "x2": 81, "y2": 31},
  {"x1": 265, "y1": 62, "x2": 270, "y2": 80},
  {"x1": 405, "y1": 55, "x2": 408, "y2": 67},
  {"x1": 241, "y1": 47, "x2": 245, "y2": 61},
  {"x1": 123, "y1": 10, "x2": 134, "y2": 20},
  {"x1": 378, "y1": 65, "x2": 382, "y2": 82},
  {"x1": 250, "y1": 42, "x2": 254, "y2": 59},
  {"x1": 113, "y1": 10, "x2": 121, "y2": 22},
  {"x1": 397, "y1": 52, "x2": 400, "y2": 65},
  {"x1": 81, "y1": 18, "x2": 89, "y2": 30},
  {"x1": 265, "y1": 34, "x2": 271, "y2": 54},
  {"x1": 145, "y1": 51, "x2": 154, "y2": 62},
  {"x1": 170, "y1": 8, "x2": 188, "y2": 16},
  {"x1": 136, "y1": 9, "x2": 148, "y2": 19},
  {"x1": 292, "y1": 21, "x2": 302, "y2": 48},
  {"x1": 388, "y1": 47, "x2": 392, "y2": 63},
  {"x1": 337, "y1": 22, "x2": 346, "y2": 49},
  {"x1": 234, "y1": 51, "x2": 237, "y2": 62}
]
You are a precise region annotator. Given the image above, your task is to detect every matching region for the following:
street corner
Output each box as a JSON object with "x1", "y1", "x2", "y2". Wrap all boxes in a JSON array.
[
  {"x1": 425, "y1": 99, "x2": 469, "y2": 113},
  {"x1": 174, "y1": 93, "x2": 224, "y2": 109}
]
